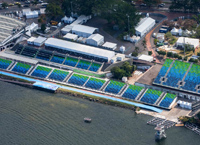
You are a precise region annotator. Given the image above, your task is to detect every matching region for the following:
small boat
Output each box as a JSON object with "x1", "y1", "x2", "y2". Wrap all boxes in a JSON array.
[{"x1": 84, "y1": 117, "x2": 92, "y2": 123}]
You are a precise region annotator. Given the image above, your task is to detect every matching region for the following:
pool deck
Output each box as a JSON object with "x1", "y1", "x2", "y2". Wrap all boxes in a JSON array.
[{"x1": 0, "y1": 70, "x2": 163, "y2": 113}]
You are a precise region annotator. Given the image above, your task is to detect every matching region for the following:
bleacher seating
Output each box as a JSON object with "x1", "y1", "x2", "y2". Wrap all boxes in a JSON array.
[
  {"x1": 159, "y1": 93, "x2": 176, "y2": 108},
  {"x1": 104, "y1": 80, "x2": 125, "y2": 94},
  {"x1": 51, "y1": 55, "x2": 65, "y2": 64},
  {"x1": 140, "y1": 89, "x2": 162, "y2": 104},
  {"x1": 85, "y1": 77, "x2": 106, "y2": 90},
  {"x1": 36, "y1": 50, "x2": 52, "y2": 61},
  {"x1": 154, "y1": 59, "x2": 173, "y2": 84},
  {"x1": 76, "y1": 60, "x2": 91, "y2": 70},
  {"x1": 21, "y1": 46, "x2": 38, "y2": 57},
  {"x1": 31, "y1": 66, "x2": 52, "y2": 78},
  {"x1": 0, "y1": 58, "x2": 12, "y2": 69},
  {"x1": 12, "y1": 62, "x2": 31, "y2": 74},
  {"x1": 163, "y1": 60, "x2": 190, "y2": 88},
  {"x1": 122, "y1": 85, "x2": 144, "y2": 100},
  {"x1": 48, "y1": 69, "x2": 69, "y2": 81},
  {"x1": 68, "y1": 73, "x2": 89, "y2": 86},
  {"x1": 181, "y1": 64, "x2": 200, "y2": 92},
  {"x1": 63, "y1": 57, "x2": 78, "y2": 67},
  {"x1": 15, "y1": 45, "x2": 24, "y2": 54},
  {"x1": 89, "y1": 63, "x2": 101, "y2": 72}
]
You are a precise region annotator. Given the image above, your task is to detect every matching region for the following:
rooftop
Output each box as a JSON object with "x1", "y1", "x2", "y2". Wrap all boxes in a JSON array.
[
  {"x1": 135, "y1": 17, "x2": 155, "y2": 33},
  {"x1": 136, "y1": 64, "x2": 162, "y2": 85},
  {"x1": 45, "y1": 38, "x2": 115, "y2": 60},
  {"x1": 87, "y1": 34, "x2": 103, "y2": 41},
  {"x1": 72, "y1": 24, "x2": 98, "y2": 34},
  {"x1": 34, "y1": 36, "x2": 47, "y2": 44},
  {"x1": 176, "y1": 37, "x2": 199, "y2": 46},
  {"x1": 102, "y1": 42, "x2": 117, "y2": 49}
]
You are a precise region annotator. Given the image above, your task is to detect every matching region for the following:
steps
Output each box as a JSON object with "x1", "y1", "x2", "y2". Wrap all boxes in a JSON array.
[
  {"x1": 118, "y1": 84, "x2": 128, "y2": 96},
  {"x1": 161, "y1": 60, "x2": 175, "y2": 85},
  {"x1": 7, "y1": 61, "x2": 16, "y2": 71},
  {"x1": 135, "y1": 88, "x2": 148, "y2": 101},
  {"x1": 155, "y1": 92, "x2": 166, "y2": 106}
]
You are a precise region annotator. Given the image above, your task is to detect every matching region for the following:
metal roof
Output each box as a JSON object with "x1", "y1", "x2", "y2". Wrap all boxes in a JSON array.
[
  {"x1": 34, "y1": 36, "x2": 47, "y2": 44},
  {"x1": 87, "y1": 34, "x2": 104, "y2": 42},
  {"x1": 135, "y1": 17, "x2": 155, "y2": 33},
  {"x1": 45, "y1": 38, "x2": 115, "y2": 60},
  {"x1": 102, "y1": 42, "x2": 117, "y2": 49},
  {"x1": 72, "y1": 25, "x2": 98, "y2": 34}
]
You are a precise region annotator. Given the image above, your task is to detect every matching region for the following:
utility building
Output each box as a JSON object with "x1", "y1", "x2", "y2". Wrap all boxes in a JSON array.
[
  {"x1": 135, "y1": 17, "x2": 155, "y2": 37},
  {"x1": 71, "y1": 25, "x2": 98, "y2": 38},
  {"x1": 86, "y1": 34, "x2": 104, "y2": 46}
]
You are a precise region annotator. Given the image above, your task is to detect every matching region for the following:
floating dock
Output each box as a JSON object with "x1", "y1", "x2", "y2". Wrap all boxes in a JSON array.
[{"x1": 147, "y1": 117, "x2": 176, "y2": 129}]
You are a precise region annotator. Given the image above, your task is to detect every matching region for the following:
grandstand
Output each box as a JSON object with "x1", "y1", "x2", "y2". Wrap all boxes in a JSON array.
[
  {"x1": 85, "y1": 77, "x2": 106, "y2": 90},
  {"x1": 89, "y1": 62, "x2": 101, "y2": 72},
  {"x1": 122, "y1": 85, "x2": 144, "y2": 100},
  {"x1": 48, "y1": 69, "x2": 69, "y2": 81},
  {"x1": 12, "y1": 62, "x2": 31, "y2": 74},
  {"x1": 31, "y1": 65, "x2": 52, "y2": 78},
  {"x1": 104, "y1": 80, "x2": 125, "y2": 94},
  {"x1": 0, "y1": 15, "x2": 26, "y2": 46},
  {"x1": 76, "y1": 60, "x2": 91, "y2": 70},
  {"x1": 63, "y1": 56, "x2": 79, "y2": 67},
  {"x1": 51, "y1": 55, "x2": 65, "y2": 64},
  {"x1": 0, "y1": 58, "x2": 12, "y2": 69},
  {"x1": 140, "y1": 89, "x2": 162, "y2": 104},
  {"x1": 0, "y1": 56, "x2": 177, "y2": 109},
  {"x1": 67, "y1": 73, "x2": 89, "y2": 86},
  {"x1": 153, "y1": 59, "x2": 200, "y2": 95}
]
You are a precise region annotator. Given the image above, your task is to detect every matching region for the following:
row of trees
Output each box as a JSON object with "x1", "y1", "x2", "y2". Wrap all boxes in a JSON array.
[
  {"x1": 46, "y1": 0, "x2": 141, "y2": 35},
  {"x1": 111, "y1": 62, "x2": 136, "y2": 80},
  {"x1": 169, "y1": 0, "x2": 200, "y2": 13}
]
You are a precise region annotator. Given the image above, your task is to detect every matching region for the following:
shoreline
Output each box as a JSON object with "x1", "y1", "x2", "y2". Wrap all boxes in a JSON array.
[{"x1": 0, "y1": 73, "x2": 140, "y2": 112}]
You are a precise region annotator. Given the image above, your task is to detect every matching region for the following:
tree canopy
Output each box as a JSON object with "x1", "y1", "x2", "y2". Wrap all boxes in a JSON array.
[{"x1": 46, "y1": 0, "x2": 140, "y2": 33}]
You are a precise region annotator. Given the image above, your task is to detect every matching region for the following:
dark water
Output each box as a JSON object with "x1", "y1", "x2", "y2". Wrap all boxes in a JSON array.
[{"x1": 0, "y1": 81, "x2": 199, "y2": 145}]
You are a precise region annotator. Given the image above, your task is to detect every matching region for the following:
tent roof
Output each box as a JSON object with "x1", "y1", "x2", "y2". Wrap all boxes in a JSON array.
[
  {"x1": 87, "y1": 34, "x2": 103, "y2": 42},
  {"x1": 72, "y1": 25, "x2": 98, "y2": 34},
  {"x1": 45, "y1": 38, "x2": 115, "y2": 60},
  {"x1": 135, "y1": 17, "x2": 155, "y2": 33}
]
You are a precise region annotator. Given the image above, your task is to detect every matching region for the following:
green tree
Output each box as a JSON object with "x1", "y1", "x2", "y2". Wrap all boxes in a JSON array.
[
  {"x1": 154, "y1": 39, "x2": 158, "y2": 45},
  {"x1": 2, "y1": 2, "x2": 8, "y2": 9},
  {"x1": 46, "y1": 2, "x2": 64, "y2": 19},
  {"x1": 142, "y1": 39, "x2": 146, "y2": 48},
  {"x1": 41, "y1": 24, "x2": 46, "y2": 33},
  {"x1": 111, "y1": 67, "x2": 126, "y2": 80},
  {"x1": 184, "y1": 44, "x2": 194, "y2": 52},
  {"x1": 132, "y1": 51, "x2": 138, "y2": 57},
  {"x1": 148, "y1": 51, "x2": 152, "y2": 55}
]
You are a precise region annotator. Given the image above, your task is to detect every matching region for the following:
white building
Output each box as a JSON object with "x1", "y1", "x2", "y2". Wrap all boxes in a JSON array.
[
  {"x1": 61, "y1": 25, "x2": 73, "y2": 35},
  {"x1": 135, "y1": 17, "x2": 155, "y2": 37},
  {"x1": 22, "y1": 8, "x2": 31, "y2": 15},
  {"x1": 71, "y1": 25, "x2": 98, "y2": 38},
  {"x1": 86, "y1": 34, "x2": 104, "y2": 46},
  {"x1": 63, "y1": 33, "x2": 78, "y2": 41},
  {"x1": 26, "y1": 11, "x2": 38, "y2": 19},
  {"x1": 170, "y1": 27, "x2": 178, "y2": 36},
  {"x1": 45, "y1": 38, "x2": 115, "y2": 62},
  {"x1": 33, "y1": 36, "x2": 47, "y2": 46},
  {"x1": 26, "y1": 22, "x2": 38, "y2": 32},
  {"x1": 27, "y1": 37, "x2": 36, "y2": 45},
  {"x1": 61, "y1": 16, "x2": 75, "y2": 24},
  {"x1": 176, "y1": 37, "x2": 199, "y2": 49},
  {"x1": 102, "y1": 42, "x2": 117, "y2": 50},
  {"x1": 138, "y1": 54, "x2": 153, "y2": 62}
]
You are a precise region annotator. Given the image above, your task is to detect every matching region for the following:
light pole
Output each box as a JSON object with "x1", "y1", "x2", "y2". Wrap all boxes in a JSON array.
[
  {"x1": 71, "y1": 2, "x2": 73, "y2": 17},
  {"x1": 127, "y1": 14, "x2": 130, "y2": 36}
]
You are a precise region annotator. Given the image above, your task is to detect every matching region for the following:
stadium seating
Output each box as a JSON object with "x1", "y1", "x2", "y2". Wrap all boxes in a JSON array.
[
  {"x1": 51, "y1": 56, "x2": 65, "y2": 64},
  {"x1": 63, "y1": 57, "x2": 78, "y2": 67},
  {"x1": 36, "y1": 50, "x2": 52, "y2": 61},
  {"x1": 68, "y1": 74, "x2": 89, "y2": 86},
  {"x1": 0, "y1": 58, "x2": 12, "y2": 69},
  {"x1": 140, "y1": 89, "x2": 162, "y2": 104},
  {"x1": 181, "y1": 64, "x2": 200, "y2": 92},
  {"x1": 21, "y1": 46, "x2": 38, "y2": 57},
  {"x1": 76, "y1": 60, "x2": 91, "y2": 70},
  {"x1": 159, "y1": 93, "x2": 176, "y2": 108},
  {"x1": 154, "y1": 59, "x2": 173, "y2": 84},
  {"x1": 31, "y1": 66, "x2": 52, "y2": 78},
  {"x1": 15, "y1": 45, "x2": 24, "y2": 54},
  {"x1": 12, "y1": 62, "x2": 31, "y2": 74},
  {"x1": 104, "y1": 80, "x2": 125, "y2": 94},
  {"x1": 163, "y1": 60, "x2": 190, "y2": 88},
  {"x1": 122, "y1": 85, "x2": 144, "y2": 100},
  {"x1": 48, "y1": 69, "x2": 69, "y2": 81},
  {"x1": 85, "y1": 77, "x2": 106, "y2": 90},
  {"x1": 89, "y1": 63, "x2": 101, "y2": 72}
]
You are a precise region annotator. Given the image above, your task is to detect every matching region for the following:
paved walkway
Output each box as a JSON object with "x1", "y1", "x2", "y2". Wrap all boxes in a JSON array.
[{"x1": 0, "y1": 70, "x2": 163, "y2": 113}]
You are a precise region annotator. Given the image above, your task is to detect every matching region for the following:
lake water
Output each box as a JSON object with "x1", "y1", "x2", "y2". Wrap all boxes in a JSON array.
[{"x1": 0, "y1": 81, "x2": 199, "y2": 145}]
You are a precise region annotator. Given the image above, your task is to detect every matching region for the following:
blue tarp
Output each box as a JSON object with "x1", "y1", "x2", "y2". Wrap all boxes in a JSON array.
[{"x1": 0, "y1": 71, "x2": 163, "y2": 113}]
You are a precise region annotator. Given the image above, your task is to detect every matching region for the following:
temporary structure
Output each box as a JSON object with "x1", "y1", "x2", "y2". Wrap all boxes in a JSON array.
[{"x1": 170, "y1": 28, "x2": 178, "y2": 35}]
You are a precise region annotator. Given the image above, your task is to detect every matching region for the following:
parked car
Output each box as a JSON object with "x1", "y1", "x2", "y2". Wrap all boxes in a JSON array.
[
  {"x1": 158, "y1": 3, "x2": 165, "y2": 7},
  {"x1": 23, "y1": 5, "x2": 29, "y2": 7},
  {"x1": 140, "y1": 3, "x2": 146, "y2": 7},
  {"x1": 9, "y1": 3, "x2": 14, "y2": 6}
]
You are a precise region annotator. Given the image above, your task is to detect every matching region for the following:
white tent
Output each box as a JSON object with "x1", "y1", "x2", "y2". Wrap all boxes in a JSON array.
[
  {"x1": 171, "y1": 28, "x2": 178, "y2": 36},
  {"x1": 176, "y1": 37, "x2": 199, "y2": 49},
  {"x1": 86, "y1": 34, "x2": 104, "y2": 46},
  {"x1": 26, "y1": 11, "x2": 38, "y2": 19},
  {"x1": 61, "y1": 16, "x2": 68, "y2": 23},
  {"x1": 177, "y1": 100, "x2": 192, "y2": 110},
  {"x1": 178, "y1": 28, "x2": 183, "y2": 36},
  {"x1": 28, "y1": 22, "x2": 38, "y2": 32},
  {"x1": 67, "y1": 17, "x2": 75, "y2": 24}
]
